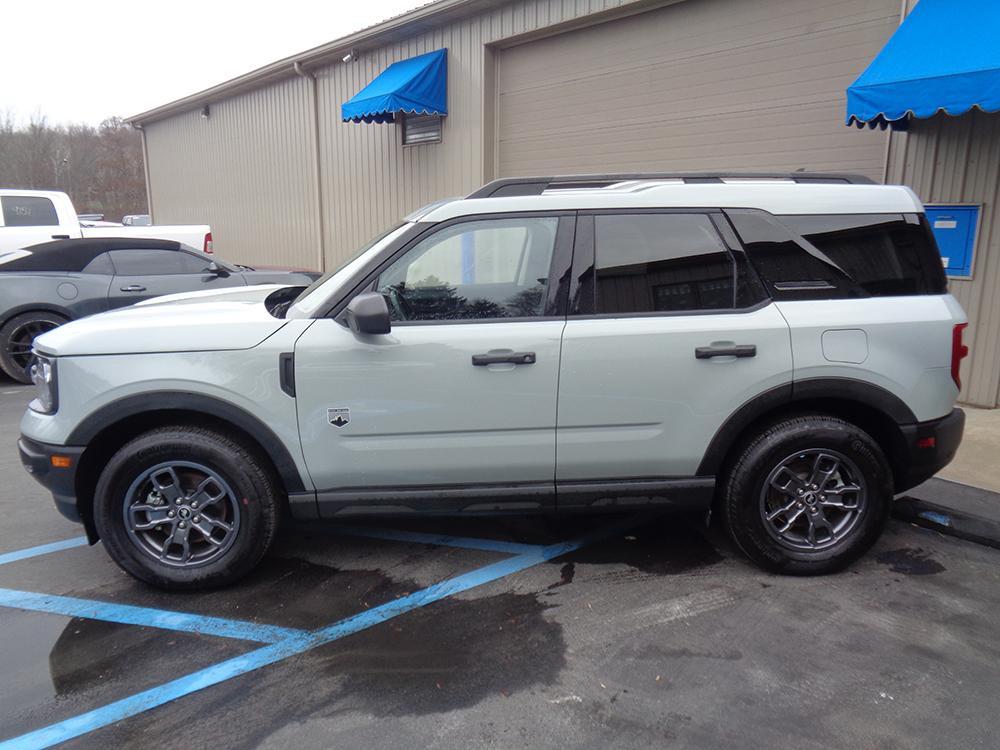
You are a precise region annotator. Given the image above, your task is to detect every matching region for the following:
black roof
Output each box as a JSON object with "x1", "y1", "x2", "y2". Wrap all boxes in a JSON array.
[{"x1": 0, "y1": 237, "x2": 183, "y2": 273}]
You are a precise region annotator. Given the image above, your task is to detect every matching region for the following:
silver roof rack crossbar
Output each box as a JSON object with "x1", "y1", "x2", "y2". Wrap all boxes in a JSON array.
[{"x1": 466, "y1": 172, "x2": 876, "y2": 199}]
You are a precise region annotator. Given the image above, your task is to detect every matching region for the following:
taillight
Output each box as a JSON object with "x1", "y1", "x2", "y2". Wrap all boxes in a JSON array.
[
  {"x1": 203, "y1": 232, "x2": 213, "y2": 254},
  {"x1": 951, "y1": 322, "x2": 969, "y2": 390}
]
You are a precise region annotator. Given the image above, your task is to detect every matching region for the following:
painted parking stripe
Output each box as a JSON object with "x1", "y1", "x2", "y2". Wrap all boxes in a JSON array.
[
  {"x1": 0, "y1": 588, "x2": 305, "y2": 644},
  {"x1": 333, "y1": 525, "x2": 544, "y2": 555},
  {"x1": 0, "y1": 519, "x2": 635, "y2": 750},
  {"x1": 0, "y1": 537, "x2": 88, "y2": 566}
]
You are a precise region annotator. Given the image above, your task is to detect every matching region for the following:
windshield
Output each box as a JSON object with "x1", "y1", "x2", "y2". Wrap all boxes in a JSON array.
[{"x1": 287, "y1": 223, "x2": 412, "y2": 318}]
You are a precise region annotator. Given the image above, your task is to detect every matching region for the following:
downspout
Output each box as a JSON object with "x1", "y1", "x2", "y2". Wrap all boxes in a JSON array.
[
  {"x1": 882, "y1": 0, "x2": 912, "y2": 184},
  {"x1": 135, "y1": 123, "x2": 155, "y2": 221},
  {"x1": 295, "y1": 61, "x2": 327, "y2": 273}
]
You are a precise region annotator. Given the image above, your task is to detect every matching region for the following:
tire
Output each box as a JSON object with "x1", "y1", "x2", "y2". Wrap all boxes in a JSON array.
[
  {"x1": 93, "y1": 426, "x2": 280, "y2": 590},
  {"x1": 721, "y1": 415, "x2": 892, "y2": 575},
  {"x1": 0, "y1": 311, "x2": 66, "y2": 383}
]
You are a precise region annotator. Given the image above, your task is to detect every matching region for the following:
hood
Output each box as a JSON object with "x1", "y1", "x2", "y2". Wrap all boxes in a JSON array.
[{"x1": 36, "y1": 285, "x2": 290, "y2": 357}]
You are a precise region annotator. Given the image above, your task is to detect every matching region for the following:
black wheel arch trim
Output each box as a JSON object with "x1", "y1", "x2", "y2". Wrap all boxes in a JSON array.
[
  {"x1": 697, "y1": 377, "x2": 917, "y2": 476},
  {"x1": 67, "y1": 391, "x2": 307, "y2": 493}
]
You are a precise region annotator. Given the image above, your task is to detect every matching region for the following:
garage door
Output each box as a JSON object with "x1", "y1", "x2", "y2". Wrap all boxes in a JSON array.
[{"x1": 497, "y1": 0, "x2": 899, "y2": 180}]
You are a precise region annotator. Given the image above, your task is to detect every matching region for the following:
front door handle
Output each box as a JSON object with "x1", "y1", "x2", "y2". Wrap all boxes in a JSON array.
[
  {"x1": 120, "y1": 284, "x2": 147, "y2": 292},
  {"x1": 695, "y1": 344, "x2": 756, "y2": 359},
  {"x1": 472, "y1": 351, "x2": 536, "y2": 366}
]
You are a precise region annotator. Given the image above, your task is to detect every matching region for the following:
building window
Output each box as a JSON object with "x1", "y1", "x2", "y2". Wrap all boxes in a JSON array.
[{"x1": 401, "y1": 113, "x2": 442, "y2": 145}]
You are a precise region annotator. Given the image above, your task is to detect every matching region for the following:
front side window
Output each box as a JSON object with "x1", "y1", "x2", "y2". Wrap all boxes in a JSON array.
[
  {"x1": 1, "y1": 196, "x2": 59, "y2": 227},
  {"x1": 593, "y1": 213, "x2": 735, "y2": 314},
  {"x1": 109, "y1": 249, "x2": 211, "y2": 276},
  {"x1": 375, "y1": 217, "x2": 558, "y2": 322}
]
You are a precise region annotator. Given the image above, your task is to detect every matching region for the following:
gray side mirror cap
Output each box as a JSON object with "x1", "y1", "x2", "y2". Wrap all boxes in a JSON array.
[{"x1": 346, "y1": 291, "x2": 391, "y2": 335}]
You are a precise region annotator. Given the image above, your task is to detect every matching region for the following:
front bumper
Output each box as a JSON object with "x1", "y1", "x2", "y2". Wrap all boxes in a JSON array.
[
  {"x1": 897, "y1": 408, "x2": 965, "y2": 492},
  {"x1": 18, "y1": 436, "x2": 85, "y2": 523}
]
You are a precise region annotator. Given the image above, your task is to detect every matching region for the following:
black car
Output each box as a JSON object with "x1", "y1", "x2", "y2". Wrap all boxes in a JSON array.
[{"x1": 0, "y1": 237, "x2": 319, "y2": 382}]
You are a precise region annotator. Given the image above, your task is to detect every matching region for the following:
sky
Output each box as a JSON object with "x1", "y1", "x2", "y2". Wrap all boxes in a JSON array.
[{"x1": 3, "y1": 0, "x2": 424, "y2": 126}]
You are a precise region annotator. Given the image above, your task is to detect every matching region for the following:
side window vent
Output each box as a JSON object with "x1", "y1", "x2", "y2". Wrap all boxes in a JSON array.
[{"x1": 402, "y1": 114, "x2": 442, "y2": 145}]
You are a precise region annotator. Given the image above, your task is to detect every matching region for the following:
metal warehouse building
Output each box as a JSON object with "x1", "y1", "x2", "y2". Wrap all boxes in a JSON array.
[{"x1": 129, "y1": 0, "x2": 1000, "y2": 407}]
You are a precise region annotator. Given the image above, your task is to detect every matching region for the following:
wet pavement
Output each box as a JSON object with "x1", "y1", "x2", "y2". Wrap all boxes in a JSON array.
[{"x1": 2, "y1": 381, "x2": 1000, "y2": 749}]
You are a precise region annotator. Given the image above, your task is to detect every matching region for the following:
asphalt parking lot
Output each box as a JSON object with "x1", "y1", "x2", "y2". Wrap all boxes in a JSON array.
[{"x1": 2, "y1": 381, "x2": 1000, "y2": 749}]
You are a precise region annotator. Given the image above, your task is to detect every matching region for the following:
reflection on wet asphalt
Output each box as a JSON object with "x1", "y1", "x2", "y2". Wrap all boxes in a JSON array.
[{"x1": 1, "y1": 485, "x2": 999, "y2": 750}]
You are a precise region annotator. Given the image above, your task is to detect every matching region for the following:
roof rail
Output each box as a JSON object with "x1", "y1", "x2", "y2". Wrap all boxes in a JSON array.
[{"x1": 466, "y1": 172, "x2": 876, "y2": 199}]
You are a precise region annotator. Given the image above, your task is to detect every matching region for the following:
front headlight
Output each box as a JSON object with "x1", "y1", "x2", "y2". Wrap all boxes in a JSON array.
[{"x1": 29, "y1": 355, "x2": 58, "y2": 414}]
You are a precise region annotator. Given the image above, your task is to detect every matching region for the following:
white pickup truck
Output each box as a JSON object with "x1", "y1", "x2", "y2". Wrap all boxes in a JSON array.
[{"x1": 0, "y1": 190, "x2": 212, "y2": 254}]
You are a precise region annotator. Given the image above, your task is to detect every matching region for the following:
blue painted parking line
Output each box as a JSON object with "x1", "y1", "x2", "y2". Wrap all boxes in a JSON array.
[
  {"x1": 0, "y1": 537, "x2": 88, "y2": 566},
  {"x1": 0, "y1": 517, "x2": 636, "y2": 750},
  {"x1": 333, "y1": 524, "x2": 545, "y2": 555},
  {"x1": 0, "y1": 588, "x2": 305, "y2": 644}
]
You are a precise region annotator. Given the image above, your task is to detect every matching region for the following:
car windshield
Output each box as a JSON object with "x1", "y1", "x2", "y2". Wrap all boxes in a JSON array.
[{"x1": 287, "y1": 223, "x2": 411, "y2": 318}]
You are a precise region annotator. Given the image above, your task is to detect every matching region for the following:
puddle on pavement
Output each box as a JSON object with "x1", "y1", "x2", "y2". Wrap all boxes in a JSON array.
[
  {"x1": 876, "y1": 547, "x2": 946, "y2": 575},
  {"x1": 324, "y1": 590, "x2": 565, "y2": 715},
  {"x1": 0, "y1": 608, "x2": 247, "y2": 741},
  {"x1": 558, "y1": 515, "x2": 723, "y2": 579}
]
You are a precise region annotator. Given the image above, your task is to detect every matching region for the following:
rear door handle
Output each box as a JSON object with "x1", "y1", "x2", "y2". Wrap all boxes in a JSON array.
[
  {"x1": 472, "y1": 351, "x2": 536, "y2": 366},
  {"x1": 120, "y1": 284, "x2": 147, "y2": 292},
  {"x1": 51, "y1": 234, "x2": 71, "y2": 240},
  {"x1": 695, "y1": 344, "x2": 756, "y2": 359}
]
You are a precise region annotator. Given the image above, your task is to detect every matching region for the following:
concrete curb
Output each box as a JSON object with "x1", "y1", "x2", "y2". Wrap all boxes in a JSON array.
[{"x1": 893, "y1": 497, "x2": 1000, "y2": 551}]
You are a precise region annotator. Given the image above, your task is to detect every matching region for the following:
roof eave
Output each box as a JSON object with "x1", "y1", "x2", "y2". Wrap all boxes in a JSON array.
[{"x1": 128, "y1": 0, "x2": 487, "y2": 126}]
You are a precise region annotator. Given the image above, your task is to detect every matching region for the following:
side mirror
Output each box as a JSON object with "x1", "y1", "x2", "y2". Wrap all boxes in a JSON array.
[
  {"x1": 206, "y1": 261, "x2": 227, "y2": 276},
  {"x1": 346, "y1": 292, "x2": 391, "y2": 335}
]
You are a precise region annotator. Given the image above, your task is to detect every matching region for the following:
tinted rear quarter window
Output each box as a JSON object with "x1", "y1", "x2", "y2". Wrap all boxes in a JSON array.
[
  {"x1": 593, "y1": 213, "x2": 735, "y2": 313},
  {"x1": 779, "y1": 214, "x2": 946, "y2": 296},
  {"x1": 727, "y1": 211, "x2": 946, "y2": 299},
  {"x1": 2, "y1": 196, "x2": 59, "y2": 227}
]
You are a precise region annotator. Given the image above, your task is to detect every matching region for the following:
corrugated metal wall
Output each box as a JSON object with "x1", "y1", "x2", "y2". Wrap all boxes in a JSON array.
[
  {"x1": 496, "y1": 0, "x2": 897, "y2": 178},
  {"x1": 142, "y1": 76, "x2": 320, "y2": 270},
  {"x1": 311, "y1": 0, "x2": 650, "y2": 266},
  {"x1": 887, "y1": 111, "x2": 1000, "y2": 407},
  {"x1": 141, "y1": 0, "x2": 899, "y2": 280}
]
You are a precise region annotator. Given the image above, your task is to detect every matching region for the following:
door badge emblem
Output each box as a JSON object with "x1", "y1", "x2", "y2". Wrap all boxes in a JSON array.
[{"x1": 328, "y1": 408, "x2": 350, "y2": 428}]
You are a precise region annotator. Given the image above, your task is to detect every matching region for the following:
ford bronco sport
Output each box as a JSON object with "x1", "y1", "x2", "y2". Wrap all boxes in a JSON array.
[{"x1": 18, "y1": 173, "x2": 967, "y2": 589}]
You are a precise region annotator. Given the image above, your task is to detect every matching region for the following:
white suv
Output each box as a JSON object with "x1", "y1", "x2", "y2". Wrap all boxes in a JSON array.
[{"x1": 18, "y1": 173, "x2": 968, "y2": 589}]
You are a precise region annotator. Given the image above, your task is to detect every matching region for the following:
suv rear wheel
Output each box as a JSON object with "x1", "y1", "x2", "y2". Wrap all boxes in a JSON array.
[
  {"x1": 722, "y1": 415, "x2": 892, "y2": 575},
  {"x1": 94, "y1": 426, "x2": 280, "y2": 589}
]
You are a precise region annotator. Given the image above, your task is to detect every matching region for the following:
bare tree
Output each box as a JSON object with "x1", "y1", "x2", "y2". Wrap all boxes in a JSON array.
[{"x1": 0, "y1": 115, "x2": 147, "y2": 222}]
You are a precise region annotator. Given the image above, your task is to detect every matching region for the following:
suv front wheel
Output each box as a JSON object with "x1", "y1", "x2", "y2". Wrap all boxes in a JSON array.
[
  {"x1": 722, "y1": 415, "x2": 892, "y2": 575},
  {"x1": 94, "y1": 426, "x2": 280, "y2": 589}
]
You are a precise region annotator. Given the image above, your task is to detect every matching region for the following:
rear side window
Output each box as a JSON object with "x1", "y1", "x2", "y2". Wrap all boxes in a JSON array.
[
  {"x1": 1, "y1": 196, "x2": 59, "y2": 227},
  {"x1": 779, "y1": 214, "x2": 946, "y2": 296},
  {"x1": 728, "y1": 210, "x2": 947, "y2": 299},
  {"x1": 82, "y1": 252, "x2": 114, "y2": 275},
  {"x1": 593, "y1": 213, "x2": 735, "y2": 313}
]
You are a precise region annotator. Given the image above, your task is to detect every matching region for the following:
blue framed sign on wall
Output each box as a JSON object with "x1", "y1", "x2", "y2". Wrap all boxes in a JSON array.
[{"x1": 924, "y1": 204, "x2": 980, "y2": 278}]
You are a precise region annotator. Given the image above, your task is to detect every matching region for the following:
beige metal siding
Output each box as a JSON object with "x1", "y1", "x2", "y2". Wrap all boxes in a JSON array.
[
  {"x1": 887, "y1": 111, "x2": 1000, "y2": 407},
  {"x1": 311, "y1": 0, "x2": 652, "y2": 268},
  {"x1": 497, "y1": 0, "x2": 897, "y2": 179},
  {"x1": 143, "y1": 77, "x2": 320, "y2": 269}
]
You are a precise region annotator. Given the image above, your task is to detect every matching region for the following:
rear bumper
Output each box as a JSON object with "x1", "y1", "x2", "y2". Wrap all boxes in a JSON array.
[
  {"x1": 896, "y1": 408, "x2": 965, "y2": 493},
  {"x1": 17, "y1": 436, "x2": 85, "y2": 523}
]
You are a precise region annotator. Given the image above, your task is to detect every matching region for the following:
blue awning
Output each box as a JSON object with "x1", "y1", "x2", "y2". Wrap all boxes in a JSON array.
[
  {"x1": 341, "y1": 49, "x2": 447, "y2": 124},
  {"x1": 846, "y1": 0, "x2": 1000, "y2": 128}
]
